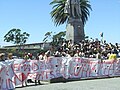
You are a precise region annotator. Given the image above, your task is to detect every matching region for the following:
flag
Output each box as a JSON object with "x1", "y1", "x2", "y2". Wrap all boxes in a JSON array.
[{"x1": 100, "y1": 32, "x2": 103, "y2": 37}]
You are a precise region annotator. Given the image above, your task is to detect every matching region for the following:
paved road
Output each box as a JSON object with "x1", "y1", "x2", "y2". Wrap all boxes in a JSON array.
[{"x1": 16, "y1": 77, "x2": 120, "y2": 90}]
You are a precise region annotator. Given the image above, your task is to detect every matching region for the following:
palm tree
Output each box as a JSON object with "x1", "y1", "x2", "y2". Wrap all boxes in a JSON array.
[
  {"x1": 50, "y1": 0, "x2": 68, "y2": 26},
  {"x1": 50, "y1": 0, "x2": 92, "y2": 42},
  {"x1": 50, "y1": 0, "x2": 92, "y2": 26}
]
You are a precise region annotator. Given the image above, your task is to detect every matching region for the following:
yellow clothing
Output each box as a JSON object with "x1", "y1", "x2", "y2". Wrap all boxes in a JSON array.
[{"x1": 108, "y1": 54, "x2": 117, "y2": 60}]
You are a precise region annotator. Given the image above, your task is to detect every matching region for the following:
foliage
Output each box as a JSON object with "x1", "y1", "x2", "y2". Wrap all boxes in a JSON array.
[
  {"x1": 43, "y1": 31, "x2": 66, "y2": 47},
  {"x1": 43, "y1": 31, "x2": 53, "y2": 42},
  {"x1": 51, "y1": 31, "x2": 66, "y2": 47},
  {"x1": 4, "y1": 28, "x2": 30, "y2": 45},
  {"x1": 80, "y1": 0, "x2": 92, "y2": 25},
  {"x1": 50, "y1": 0, "x2": 68, "y2": 26},
  {"x1": 50, "y1": 0, "x2": 92, "y2": 26}
]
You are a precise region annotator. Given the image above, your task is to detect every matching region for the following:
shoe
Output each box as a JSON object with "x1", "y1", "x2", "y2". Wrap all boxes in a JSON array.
[
  {"x1": 35, "y1": 80, "x2": 37, "y2": 85},
  {"x1": 27, "y1": 79, "x2": 34, "y2": 83}
]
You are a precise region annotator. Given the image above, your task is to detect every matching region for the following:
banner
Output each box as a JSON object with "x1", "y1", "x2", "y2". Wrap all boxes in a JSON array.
[
  {"x1": 0, "y1": 60, "x2": 15, "y2": 90},
  {"x1": 0, "y1": 58, "x2": 120, "y2": 89}
]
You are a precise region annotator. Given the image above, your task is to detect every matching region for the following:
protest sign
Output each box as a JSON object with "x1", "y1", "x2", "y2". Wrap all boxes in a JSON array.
[{"x1": 0, "y1": 57, "x2": 120, "y2": 89}]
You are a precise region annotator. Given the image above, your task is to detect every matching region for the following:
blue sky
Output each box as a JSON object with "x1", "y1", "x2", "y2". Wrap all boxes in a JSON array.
[{"x1": 0, "y1": 0, "x2": 120, "y2": 47}]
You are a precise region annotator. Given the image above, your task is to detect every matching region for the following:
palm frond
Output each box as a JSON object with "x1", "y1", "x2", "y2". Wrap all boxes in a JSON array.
[{"x1": 50, "y1": 0, "x2": 92, "y2": 26}]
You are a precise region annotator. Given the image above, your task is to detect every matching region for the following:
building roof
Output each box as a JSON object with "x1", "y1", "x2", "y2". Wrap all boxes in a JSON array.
[{"x1": 3, "y1": 42, "x2": 50, "y2": 48}]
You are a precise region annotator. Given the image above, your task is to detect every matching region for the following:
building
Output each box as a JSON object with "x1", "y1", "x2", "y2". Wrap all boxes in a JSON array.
[{"x1": 0, "y1": 42, "x2": 50, "y2": 54}]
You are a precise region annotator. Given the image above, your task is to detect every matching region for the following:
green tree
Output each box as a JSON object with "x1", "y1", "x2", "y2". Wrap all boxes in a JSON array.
[
  {"x1": 4, "y1": 28, "x2": 30, "y2": 45},
  {"x1": 43, "y1": 31, "x2": 66, "y2": 49},
  {"x1": 43, "y1": 31, "x2": 53, "y2": 42},
  {"x1": 52, "y1": 31, "x2": 66, "y2": 47},
  {"x1": 50, "y1": 0, "x2": 92, "y2": 26},
  {"x1": 50, "y1": 0, "x2": 92, "y2": 42}
]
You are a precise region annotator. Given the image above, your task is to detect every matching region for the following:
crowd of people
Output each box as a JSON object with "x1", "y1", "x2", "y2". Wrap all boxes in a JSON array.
[
  {"x1": 0, "y1": 38, "x2": 120, "y2": 88},
  {"x1": 0, "y1": 53, "x2": 13, "y2": 61},
  {"x1": 35, "y1": 38, "x2": 120, "y2": 60},
  {"x1": 8, "y1": 38, "x2": 118, "y2": 61},
  {"x1": 0, "y1": 52, "x2": 42, "y2": 86},
  {"x1": 0, "y1": 38, "x2": 120, "y2": 62}
]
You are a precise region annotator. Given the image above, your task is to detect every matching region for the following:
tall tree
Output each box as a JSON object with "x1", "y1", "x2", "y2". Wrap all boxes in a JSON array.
[
  {"x1": 50, "y1": 0, "x2": 92, "y2": 43},
  {"x1": 4, "y1": 28, "x2": 30, "y2": 45},
  {"x1": 50, "y1": 0, "x2": 92, "y2": 26}
]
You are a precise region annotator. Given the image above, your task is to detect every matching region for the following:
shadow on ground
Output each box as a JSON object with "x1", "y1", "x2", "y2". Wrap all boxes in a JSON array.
[
  {"x1": 16, "y1": 83, "x2": 45, "y2": 89},
  {"x1": 50, "y1": 76, "x2": 120, "y2": 83},
  {"x1": 16, "y1": 76, "x2": 120, "y2": 89}
]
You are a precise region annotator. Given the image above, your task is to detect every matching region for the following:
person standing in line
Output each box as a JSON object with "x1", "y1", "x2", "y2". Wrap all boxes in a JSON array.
[
  {"x1": 109, "y1": 51, "x2": 117, "y2": 60},
  {"x1": 38, "y1": 52, "x2": 45, "y2": 60},
  {"x1": 24, "y1": 52, "x2": 29, "y2": 60},
  {"x1": 74, "y1": 50, "x2": 80, "y2": 57},
  {"x1": 0, "y1": 53, "x2": 5, "y2": 61},
  {"x1": 7, "y1": 53, "x2": 13, "y2": 60},
  {"x1": 0, "y1": 53, "x2": 15, "y2": 90},
  {"x1": 34, "y1": 53, "x2": 42, "y2": 85}
]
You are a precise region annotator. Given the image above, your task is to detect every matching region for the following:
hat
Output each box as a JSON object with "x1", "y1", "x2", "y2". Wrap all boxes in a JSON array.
[
  {"x1": 8, "y1": 53, "x2": 13, "y2": 56},
  {"x1": 65, "y1": 48, "x2": 69, "y2": 51},
  {"x1": 0, "y1": 53, "x2": 5, "y2": 57},
  {"x1": 28, "y1": 53, "x2": 31, "y2": 55},
  {"x1": 55, "y1": 51, "x2": 60, "y2": 55},
  {"x1": 45, "y1": 51, "x2": 50, "y2": 55}
]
